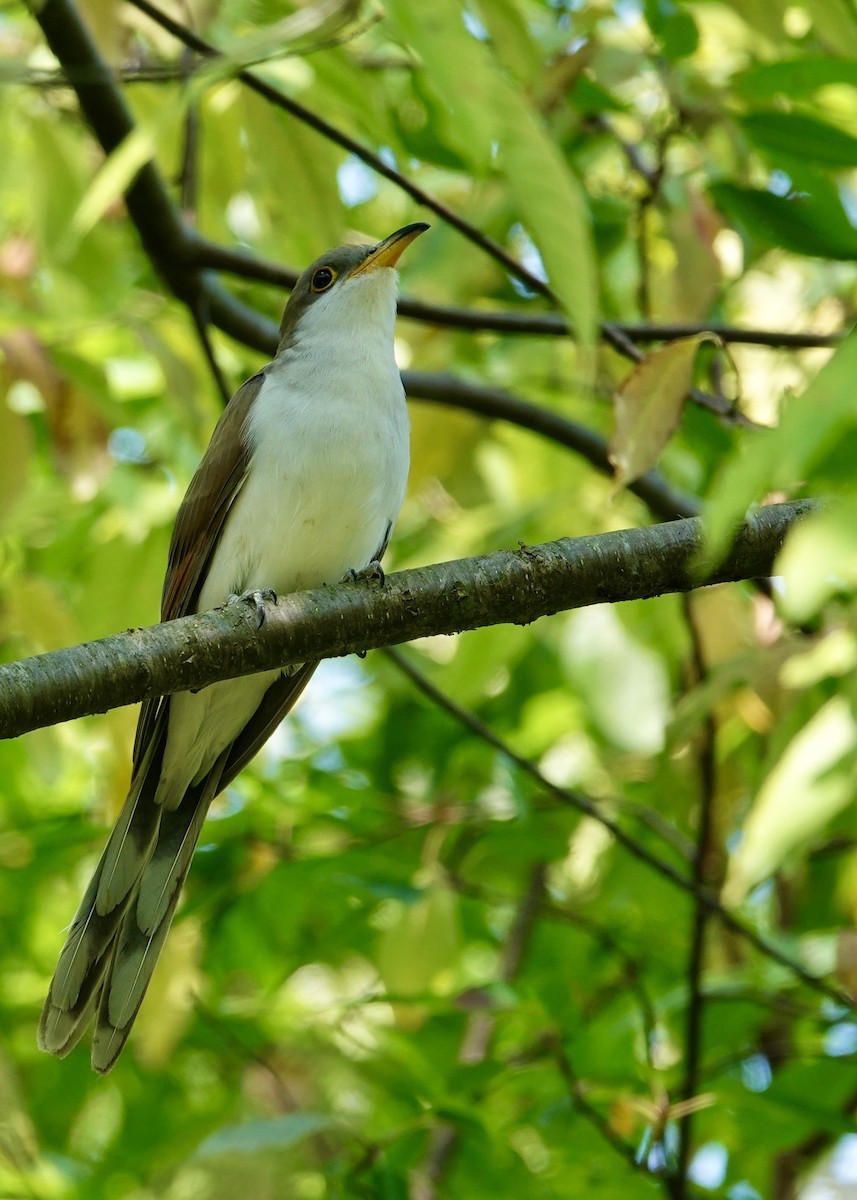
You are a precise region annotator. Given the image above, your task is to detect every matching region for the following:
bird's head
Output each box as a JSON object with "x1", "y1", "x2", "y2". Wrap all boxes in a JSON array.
[{"x1": 277, "y1": 222, "x2": 429, "y2": 353}]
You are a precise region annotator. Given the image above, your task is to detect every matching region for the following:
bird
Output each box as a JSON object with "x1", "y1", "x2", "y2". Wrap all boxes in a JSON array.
[{"x1": 39, "y1": 221, "x2": 429, "y2": 1072}]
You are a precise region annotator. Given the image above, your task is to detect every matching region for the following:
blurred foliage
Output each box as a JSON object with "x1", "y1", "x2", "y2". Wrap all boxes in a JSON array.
[{"x1": 2, "y1": 0, "x2": 857, "y2": 1197}]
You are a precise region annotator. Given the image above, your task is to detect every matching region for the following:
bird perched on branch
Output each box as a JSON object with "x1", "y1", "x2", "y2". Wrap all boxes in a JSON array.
[{"x1": 39, "y1": 222, "x2": 429, "y2": 1072}]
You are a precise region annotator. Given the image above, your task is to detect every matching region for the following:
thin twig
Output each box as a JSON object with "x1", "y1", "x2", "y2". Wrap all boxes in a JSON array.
[
  {"x1": 189, "y1": 297, "x2": 232, "y2": 405},
  {"x1": 177, "y1": 49, "x2": 201, "y2": 217},
  {"x1": 674, "y1": 595, "x2": 720, "y2": 1192},
  {"x1": 126, "y1": 0, "x2": 566, "y2": 311},
  {"x1": 410, "y1": 865, "x2": 547, "y2": 1200},
  {"x1": 383, "y1": 646, "x2": 851, "y2": 1011},
  {"x1": 186, "y1": 242, "x2": 846, "y2": 349}
]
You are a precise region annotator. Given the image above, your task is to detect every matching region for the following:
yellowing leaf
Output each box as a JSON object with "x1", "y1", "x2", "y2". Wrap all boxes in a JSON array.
[
  {"x1": 723, "y1": 696, "x2": 857, "y2": 905},
  {"x1": 609, "y1": 334, "x2": 717, "y2": 490}
]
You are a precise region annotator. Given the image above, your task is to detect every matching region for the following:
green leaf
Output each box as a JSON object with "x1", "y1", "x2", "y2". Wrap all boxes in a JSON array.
[
  {"x1": 385, "y1": 0, "x2": 598, "y2": 353},
  {"x1": 195, "y1": 1114, "x2": 334, "y2": 1158},
  {"x1": 644, "y1": 0, "x2": 700, "y2": 59},
  {"x1": 803, "y1": 0, "x2": 857, "y2": 56},
  {"x1": 498, "y1": 86, "x2": 599, "y2": 354},
  {"x1": 385, "y1": 0, "x2": 498, "y2": 175},
  {"x1": 738, "y1": 111, "x2": 857, "y2": 170},
  {"x1": 70, "y1": 103, "x2": 182, "y2": 242},
  {"x1": 709, "y1": 181, "x2": 857, "y2": 260},
  {"x1": 734, "y1": 57, "x2": 857, "y2": 100},
  {"x1": 776, "y1": 499, "x2": 857, "y2": 621}
]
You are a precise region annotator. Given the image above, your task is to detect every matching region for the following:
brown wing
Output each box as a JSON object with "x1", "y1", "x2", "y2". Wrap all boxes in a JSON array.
[
  {"x1": 132, "y1": 371, "x2": 266, "y2": 771},
  {"x1": 161, "y1": 371, "x2": 266, "y2": 622}
]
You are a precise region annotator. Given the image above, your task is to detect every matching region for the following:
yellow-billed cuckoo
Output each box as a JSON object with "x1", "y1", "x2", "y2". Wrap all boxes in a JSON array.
[{"x1": 39, "y1": 221, "x2": 429, "y2": 1072}]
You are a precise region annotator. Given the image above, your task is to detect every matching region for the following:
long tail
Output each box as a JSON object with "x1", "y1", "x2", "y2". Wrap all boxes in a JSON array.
[
  {"x1": 40, "y1": 665, "x2": 318, "y2": 1072},
  {"x1": 38, "y1": 734, "x2": 226, "y2": 1074}
]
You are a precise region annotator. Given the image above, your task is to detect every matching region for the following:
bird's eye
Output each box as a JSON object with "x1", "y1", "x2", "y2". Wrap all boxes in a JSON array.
[{"x1": 311, "y1": 266, "x2": 336, "y2": 292}]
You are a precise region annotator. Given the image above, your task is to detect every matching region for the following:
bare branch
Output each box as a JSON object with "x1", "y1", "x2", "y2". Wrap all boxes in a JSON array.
[
  {"x1": 189, "y1": 242, "x2": 845, "y2": 350},
  {"x1": 674, "y1": 595, "x2": 721, "y2": 1191},
  {"x1": 0, "y1": 501, "x2": 815, "y2": 741}
]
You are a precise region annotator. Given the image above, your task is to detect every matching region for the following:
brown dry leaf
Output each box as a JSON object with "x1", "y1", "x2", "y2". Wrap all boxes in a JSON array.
[{"x1": 609, "y1": 333, "x2": 719, "y2": 490}]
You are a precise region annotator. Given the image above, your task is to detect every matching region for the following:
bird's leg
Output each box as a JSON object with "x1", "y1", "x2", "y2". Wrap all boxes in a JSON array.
[
  {"x1": 227, "y1": 588, "x2": 278, "y2": 629},
  {"x1": 341, "y1": 561, "x2": 385, "y2": 660},
  {"x1": 343, "y1": 560, "x2": 385, "y2": 587}
]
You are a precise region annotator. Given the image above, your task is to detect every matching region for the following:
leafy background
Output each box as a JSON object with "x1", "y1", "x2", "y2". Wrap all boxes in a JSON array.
[{"x1": 2, "y1": 0, "x2": 857, "y2": 1197}]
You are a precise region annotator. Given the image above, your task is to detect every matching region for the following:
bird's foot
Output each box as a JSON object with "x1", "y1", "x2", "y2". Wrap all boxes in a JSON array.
[
  {"x1": 342, "y1": 561, "x2": 384, "y2": 659},
  {"x1": 228, "y1": 587, "x2": 277, "y2": 629},
  {"x1": 343, "y1": 559, "x2": 385, "y2": 588}
]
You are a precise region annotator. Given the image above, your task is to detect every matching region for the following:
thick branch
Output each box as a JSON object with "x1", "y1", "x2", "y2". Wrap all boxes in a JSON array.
[{"x1": 0, "y1": 501, "x2": 814, "y2": 739}]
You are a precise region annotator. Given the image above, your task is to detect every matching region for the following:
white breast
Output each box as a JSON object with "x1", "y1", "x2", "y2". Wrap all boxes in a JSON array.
[{"x1": 158, "y1": 268, "x2": 409, "y2": 800}]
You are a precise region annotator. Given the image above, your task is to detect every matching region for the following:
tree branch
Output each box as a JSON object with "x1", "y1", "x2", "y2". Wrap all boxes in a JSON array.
[
  {"x1": 190, "y1": 241, "x2": 844, "y2": 350},
  {"x1": 674, "y1": 596, "x2": 720, "y2": 1192},
  {"x1": 403, "y1": 372, "x2": 700, "y2": 522},
  {"x1": 0, "y1": 499, "x2": 814, "y2": 736},
  {"x1": 30, "y1": 0, "x2": 698, "y2": 525},
  {"x1": 125, "y1": 0, "x2": 559, "y2": 307}
]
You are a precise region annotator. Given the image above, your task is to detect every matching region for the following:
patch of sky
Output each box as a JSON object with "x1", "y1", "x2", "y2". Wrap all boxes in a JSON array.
[
  {"x1": 689, "y1": 1143, "x2": 728, "y2": 1190},
  {"x1": 296, "y1": 657, "x2": 379, "y2": 741},
  {"x1": 337, "y1": 156, "x2": 378, "y2": 208},
  {"x1": 839, "y1": 183, "x2": 857, "y2": 228},
  {"x1": 825, "y1": 1022, "x2": 857, "y2": 1057},
  {"x1": 108, "y1": 427, "x2": 148, "y2": 464},
  {"x1": 508, "y1": 223, "x2": 547, "y2": 297},
  {"x1": 768, "y1": 169, "x2": 793, "y2": 198},
  {"x1": 462, "y1": 7, "x2": 489, "y2": 40},
  {"x1": 740, "y1": 1053, "x2": 772, "y2": 1093}
]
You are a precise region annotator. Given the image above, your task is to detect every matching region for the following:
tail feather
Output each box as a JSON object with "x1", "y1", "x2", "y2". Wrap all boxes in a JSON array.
[
  {"x1": 49, "y1": 889, "x2": 127, "y2": 1010},
  {"x1": 38, "y1": 777, "x2": 160, "y2": 1056},
  {"x1": 39, "y1": 737, "x2": 223, "y2": 1071},
  {"x1": 41, "y1": 667, "x2": 314, "y2": 1070},
  {"x1": 135, "y1": 788, "x2": 214, "y2": 936},
  {"x1": 39, "y1": 988, "x2": 100, "y2": 1059},
  {"x1": 90, "y1": 879, "x2": 181, "y2": 1073},
  {"x1": 95, "y1": 735, "x2": 163, "y2": 915},
  {"x1": 91, "y1": 756, "x2": 227, "y2": 1074}
]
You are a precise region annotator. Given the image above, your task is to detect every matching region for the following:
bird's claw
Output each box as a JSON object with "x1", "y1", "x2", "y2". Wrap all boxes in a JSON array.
[
  {"x1": 343, "y1": 560, "x2": 385, "y2": 587},
  {"x1": 228, "y1": 587, "x2": 277, "y2": 629},
  {"x1": 343, "y1": 561, "x2": 384, "y2": 658}
]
